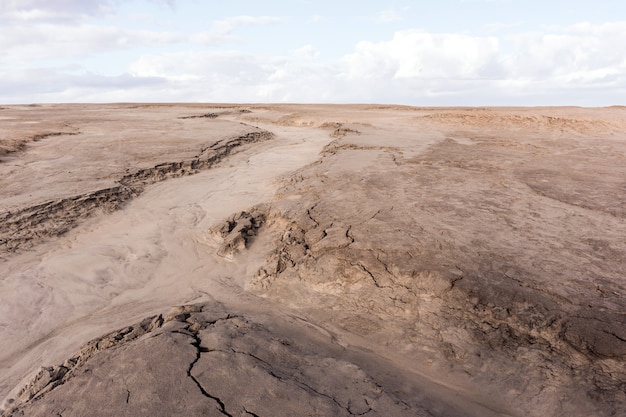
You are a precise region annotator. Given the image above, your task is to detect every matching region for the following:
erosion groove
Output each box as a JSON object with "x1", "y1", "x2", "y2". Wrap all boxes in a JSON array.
[{"x1": 0, "y1": 130, "x2": 273, "y2": 254}]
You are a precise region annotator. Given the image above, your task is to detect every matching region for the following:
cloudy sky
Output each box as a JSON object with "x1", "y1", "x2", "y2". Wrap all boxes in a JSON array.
[{"x1": 1, "y1": 0, "x2": 625, "y2": 105}]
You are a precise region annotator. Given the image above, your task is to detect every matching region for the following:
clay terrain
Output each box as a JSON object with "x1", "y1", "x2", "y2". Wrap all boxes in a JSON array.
[{"x1": 0, "y1": 104, "x2": 624, "y2": 417}]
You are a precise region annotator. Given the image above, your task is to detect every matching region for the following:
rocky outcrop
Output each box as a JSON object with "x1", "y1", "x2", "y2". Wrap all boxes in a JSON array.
[{"x1": 209, "y1": 206, "x2": 268, "y2": 258}]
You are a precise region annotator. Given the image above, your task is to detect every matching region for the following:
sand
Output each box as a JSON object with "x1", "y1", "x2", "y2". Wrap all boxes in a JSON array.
[{"x1": 0, "y1": 104, "x2": 624, "y2": 416}]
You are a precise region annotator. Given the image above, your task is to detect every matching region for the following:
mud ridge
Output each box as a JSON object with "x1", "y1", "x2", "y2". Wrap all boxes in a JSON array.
[
  {"x1": 0, "y1": 131, "x2": 80, "y2": 158},
  {"x1": 178, "y1": 109, "x2": 252, "y2": 119},
  {"x1": 419, "y1": 112, "x2": 621, "y2": 133},
  {"x1": 178, "y1": 113, "x2": 219, "y2": 120}
]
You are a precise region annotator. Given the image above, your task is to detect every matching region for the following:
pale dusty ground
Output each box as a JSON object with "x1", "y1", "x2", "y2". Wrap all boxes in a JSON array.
[{"x1": 0, "y1": 104, "x2": 624, "y2": 416}]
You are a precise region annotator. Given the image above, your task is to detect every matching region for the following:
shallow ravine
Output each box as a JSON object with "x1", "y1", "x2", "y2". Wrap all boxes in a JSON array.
[{"x1": 0, "y1": 120, "x2": 338, "y2": 408}]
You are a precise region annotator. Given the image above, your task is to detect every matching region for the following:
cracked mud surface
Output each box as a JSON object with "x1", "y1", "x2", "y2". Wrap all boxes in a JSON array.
[
  {"x1": 2, "y1": 303, "x2": 432, "y2": 417},
  {"x1": 1, "y1": 104, "x2": 625, "y2": 416}
]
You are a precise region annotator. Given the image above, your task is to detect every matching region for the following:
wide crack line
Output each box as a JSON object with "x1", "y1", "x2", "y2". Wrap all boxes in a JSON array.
[
  {"x1": 234, "y1": 350, "x2": 370, "y2": 417},
  {"x1": 186, "y1": 328, "x2": 234, "y2": 417},
  {"x1": 292, "y1": 378, "x2": 372, "y2": 416},
  {"x1": 243, "y1": 408, "x2": 260, "y2": 417},
  {"x1": 353, "y1": 261, "x2": 391, "y2": 290}
]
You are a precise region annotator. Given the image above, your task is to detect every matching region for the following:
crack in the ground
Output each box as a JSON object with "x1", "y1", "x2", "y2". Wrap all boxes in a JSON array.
[
  {"x1": 524, "y1": 182, "x2": 622, "y2": 218},
  {"x1": 306, "y1": 203, "x2": 320, "y2": 227},
  {"x1": 345, "y1": 225, "x2": 355, "y2": 245},
  {"x1": 604, "y1": 330, "x2": 626, "y2": 343},
  {"x1": 449, "y1": 275, "x2": 464, "y2": 290},
  {"x1": 243, "y1": 408, "x2": 260, "y2": 417},
  {"x1": 373, "y1": 255, "x2": 419, "y2": 298},
  {"x1": 186, "y1": 327, "x2": 234, "y2": 417},
  {"x1": 352, "y1": 262, "x2": 389, "y2": 290},
  {"x1": 293, "y1": 378, "x2": 371, "y2": 416},
  {"x1": 228, "y1": 349, "x2": 274, "y2": 369},
  {"x1": 259, "y1": 367, "x2": 368, "y2": 416},
  {"x1": 375, "y1": 254, "x2": 392, "y2": 276}
]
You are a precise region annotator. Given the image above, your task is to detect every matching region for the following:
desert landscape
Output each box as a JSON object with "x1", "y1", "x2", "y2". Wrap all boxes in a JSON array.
[{"x1": 0, "y1": 103, "x2": 624, "y2": 416}]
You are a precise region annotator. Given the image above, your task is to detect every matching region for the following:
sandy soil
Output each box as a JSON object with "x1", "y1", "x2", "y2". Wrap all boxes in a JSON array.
[{"x1": 0, "y1": 104, "x2": 624, "y2": 416}]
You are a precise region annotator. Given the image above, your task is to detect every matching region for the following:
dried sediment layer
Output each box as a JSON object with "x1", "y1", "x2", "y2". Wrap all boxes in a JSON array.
[
  {"x1": 0, "y1": 130, "x2": 273, "y2": 254},
  {"x1": 0, "y1": 129, "x2": 80, "y2": 157},
  {"x1": 252, "y1": 199, "x2": 626, "y2": 416},
  {"x1": 1, "y1": 105, "x2": 624, "y2": 417},
  {"x1": 3, "y1": 303, "x2": 429, "y2": 417},
  {"x1": 418, "y1": 110, "x2": 622, "y2": 134}
]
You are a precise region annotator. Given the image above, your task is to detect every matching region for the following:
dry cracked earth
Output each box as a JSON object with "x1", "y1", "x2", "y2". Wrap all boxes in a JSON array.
[{"x1": 0, "y1": 104, "x2": 625, "y2": 416}]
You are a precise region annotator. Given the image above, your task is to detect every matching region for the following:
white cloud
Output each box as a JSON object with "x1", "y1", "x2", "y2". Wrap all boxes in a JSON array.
[
  {"x1": 335, "y1": 23, "x2": 626, "y2": 103},
  {"x1": 376, "y1": 10, "x2": 403, "y2": 23},
  {"x1": 126, "y1": 47, "x2": 340, "y2": 103},
  {"x1": 2, "y1": 18, "x2": 626, "y2": 105},
  {"x1": 192, "y1": 15, "x2": 282, "y2": 45},
  {"x1": 0, "y1": 67, "x2": 166, "y2": 103},
  {"x1": 0, "y1": 24, "x2": 190, "y2": 65},
  {"x1": 0, "y1": 0, "x2": 176, "y2": 22},
  {"x1": 0, "y1": 0, "x2": 119, "y2": 22},
  {"x1": 460, "y1": 0, "x2": 512, "y2": 3},
  {"x1": 0, "y1": 14, "x2": 282, "y2": 66},
  {"x1": 503, "y1": 22, "x2": 626, "y2": 84},
  {"x1": 130, "y1": 50, "x2": 270, "y2": 82},
  {"x1": 342, "y1": 30, "x2": 500, "y2": 80},
  {"x1": 291, "y1": 45, "x2": 320, "y2": 60},
  {"x1": 211, "y1": 15, "x2": 282, "y2": 34}
]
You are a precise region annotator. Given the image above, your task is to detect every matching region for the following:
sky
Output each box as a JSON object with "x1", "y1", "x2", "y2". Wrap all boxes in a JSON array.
[{"x1": 1, "y1": 0, "x2": 625, "y2": 105}]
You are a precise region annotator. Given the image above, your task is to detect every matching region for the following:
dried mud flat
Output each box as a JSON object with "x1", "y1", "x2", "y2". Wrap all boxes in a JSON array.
[{"x1": 0, "y1": 104, "x2": 625, "y2": 417}]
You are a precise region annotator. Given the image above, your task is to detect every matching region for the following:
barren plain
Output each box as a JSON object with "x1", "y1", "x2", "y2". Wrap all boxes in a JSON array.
[{"x1": 0, "y1": 104, "x2": 624, "y2": 416}]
